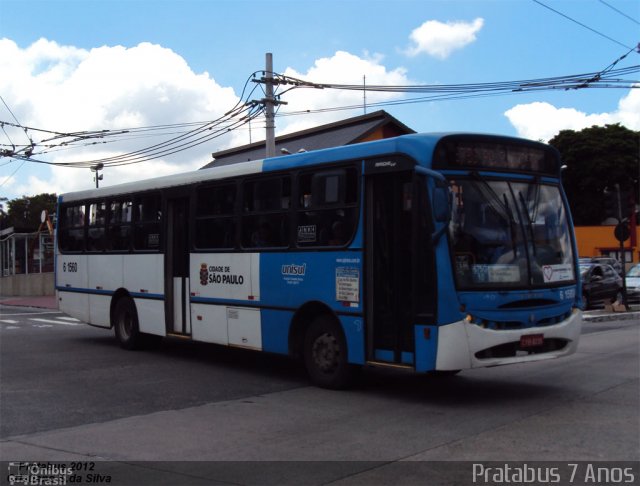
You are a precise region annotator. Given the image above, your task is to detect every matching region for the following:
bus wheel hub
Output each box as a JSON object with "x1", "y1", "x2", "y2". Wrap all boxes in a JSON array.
[{"x1": 313, "y1": 333, "x2": 339, "y2": 372}]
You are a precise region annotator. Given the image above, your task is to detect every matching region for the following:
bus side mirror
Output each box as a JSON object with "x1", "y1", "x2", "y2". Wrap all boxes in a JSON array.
[{"x1": 433, "y1": 185, "x2": 451, "y2": 223}]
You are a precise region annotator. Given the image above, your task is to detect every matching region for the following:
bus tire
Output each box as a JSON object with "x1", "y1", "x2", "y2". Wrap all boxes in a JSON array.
[
  {"x1": 303, "y1": 316, "x2": 357, "y2": 389},
  {"x1": 114, "y1": 297, "x2": 143, "y2": 350}
]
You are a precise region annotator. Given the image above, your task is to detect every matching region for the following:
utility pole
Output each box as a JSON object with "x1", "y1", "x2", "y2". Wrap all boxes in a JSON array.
[
  {"x1": 255, "y1": 53, "x2": 287, "y2": 159},
  {"x1": 264, "y1": 53, "x2": 276, "y2": 158}
]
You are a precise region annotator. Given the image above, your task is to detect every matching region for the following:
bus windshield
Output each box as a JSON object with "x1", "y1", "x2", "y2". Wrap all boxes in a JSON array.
[{"x1": 448, "y1": 177, "x2": 575, "y2": 289}]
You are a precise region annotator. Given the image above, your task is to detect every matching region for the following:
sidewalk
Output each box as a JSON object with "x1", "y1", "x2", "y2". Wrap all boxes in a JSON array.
[
  {"x1": 0, "y1": 295, "x2": 58, "y2": 310},
  {"x1": 582, "y1": 308, "x2": 640, "y2": 323}
]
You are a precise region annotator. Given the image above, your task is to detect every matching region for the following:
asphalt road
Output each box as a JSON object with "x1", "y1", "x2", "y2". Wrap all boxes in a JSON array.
[{"x1": 1, "y1": 306, "x2": 638, "y2": 485}]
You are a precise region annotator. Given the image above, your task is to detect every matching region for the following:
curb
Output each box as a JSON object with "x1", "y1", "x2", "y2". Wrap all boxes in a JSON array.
[
  {"x1": 583, "y1": 311, "x2": 640, "y2": 323},
  {"x1": 0, "y1": 297, "x2": 58, "y2": 310}
]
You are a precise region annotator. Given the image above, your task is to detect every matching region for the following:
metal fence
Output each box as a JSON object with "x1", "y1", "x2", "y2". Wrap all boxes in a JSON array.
[{"x1": 0, "y1": 231, "x2": 55, "y2": 277}]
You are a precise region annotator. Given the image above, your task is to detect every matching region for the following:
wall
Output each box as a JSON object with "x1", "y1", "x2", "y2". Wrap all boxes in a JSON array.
[
  {"x1": 0, "y1": 273, "x2": 55, "y2": 296},
  {"x1": 575, "y1": 225, "x2": 639, "y2": 265}
]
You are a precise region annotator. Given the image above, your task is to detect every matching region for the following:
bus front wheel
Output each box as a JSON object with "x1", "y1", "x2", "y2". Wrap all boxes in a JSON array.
[{"x1": 303, "y1": 316, "x2": 357, "y2": 389}]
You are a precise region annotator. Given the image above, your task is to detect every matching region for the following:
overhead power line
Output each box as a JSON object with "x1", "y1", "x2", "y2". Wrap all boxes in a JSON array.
[
  {"x1": 273, "y1": 64, "x2": 639, "y2": 95},
  {"x1": 598, "y1": 0, "x2": 640, "y2": 26},
  {"x1": 0, "y1": 71, "x2": 266, "y2": 168},
  {"x1": 1, "y1": 60, "x2": 639, "y2": 169},
  {"x1": 532, "y1": 0, "x2": 636, "y2": 50}
]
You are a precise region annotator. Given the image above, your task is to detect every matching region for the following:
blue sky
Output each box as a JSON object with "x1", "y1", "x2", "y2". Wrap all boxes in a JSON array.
[{"x1": 1, "y1": 0, "x2": 638, "y2": 199}]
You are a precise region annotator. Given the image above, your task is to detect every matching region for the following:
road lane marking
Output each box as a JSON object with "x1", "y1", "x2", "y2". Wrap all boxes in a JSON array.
[
  {"x1": 57, "y1": 317, "x2": 81, "y2": 322},
  {"x1": 0, "y1": 320, "x2": 19, "y2": 324},
  {"x1": 0, "y1": 311, "x2": 64, "y2": 317},
  {"x1": 29, "y1": 318, "x2": 81, "y2": 326}
]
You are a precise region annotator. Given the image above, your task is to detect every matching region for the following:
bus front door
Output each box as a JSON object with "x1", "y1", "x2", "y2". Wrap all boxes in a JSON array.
[
  {"x1": 365, "y1": 171, "x2": 435, "y2": 367},
  {"x1": 165, "y1": 197, "x2": 191, "y2": 336}
]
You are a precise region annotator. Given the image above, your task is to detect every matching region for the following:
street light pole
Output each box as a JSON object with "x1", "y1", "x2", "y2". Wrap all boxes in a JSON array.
[
  {"x1": 91, "y1": 163, "x2": 104, "y2": 188},
  {"x1": 615, "y1": 184, "x2": 630, "y2": 310}
]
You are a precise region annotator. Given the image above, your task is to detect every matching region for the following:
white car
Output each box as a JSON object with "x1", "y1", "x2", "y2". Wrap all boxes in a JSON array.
[{"x1": 625, "y1": 264, "x2": 640, "y2": 304}]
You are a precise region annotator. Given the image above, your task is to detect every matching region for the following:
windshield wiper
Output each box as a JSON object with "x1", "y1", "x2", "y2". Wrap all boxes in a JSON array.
[
  {"x1": 518, "y1": 191, "x2": 537, "y2": 258},
  {"x1": 469, "y1": 171, "x2": 519, "y2": 258},
  {"x1": 502, "y1": 193, "x2": 518, "y2": 257},
  {"x1": 469, "y1": 171, "x2": 517, "y2": 225}
]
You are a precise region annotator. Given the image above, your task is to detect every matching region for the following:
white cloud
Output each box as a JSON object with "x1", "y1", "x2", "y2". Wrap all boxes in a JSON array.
[
  {"x1": 279, "y1": 51, "x2": 410, "y2": 134},
  {"x1": 0, "y1": 38, "x2": 242, "y2": 197},
  {"x1": 504, "y1": 88, "x2": 640, "y2": 141},
  {"x1": 406, "y1": 18, "x2": 484, "y2": 59},
  {"x1": 0, "y1": 41, "x2": 412, "y2": 197}
]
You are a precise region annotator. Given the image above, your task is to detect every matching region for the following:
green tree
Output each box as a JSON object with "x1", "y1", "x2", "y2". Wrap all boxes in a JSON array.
[
  {"x1": 6, "y1": 193, "x2": 57, "y2": 231},
  {"x1": 549, "y1": 124, "x2": 639, "y2": 226}
]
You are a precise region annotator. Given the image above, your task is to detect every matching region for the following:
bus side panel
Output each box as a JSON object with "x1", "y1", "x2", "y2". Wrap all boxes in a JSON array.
[
  {"x1": 339, "y1": 315, "x2": 365, "y2": 365},
  {"x1": 88, "y1": 254, "x2": 123, "y2": 327},
  {"x1": 414, "y1": 325, "x2": 439, "y2": 372},
  {"x1": 123, "y1": 254, "x2": 164, "y2": 297},
  {"x1": 227, "y1": 307, "x2": 261, "y2": 350},
  {"x1": 57, "y1": 253, "x2": 89, "y2": 323},
  {"x1": 190, "y1": 253, "x2": 260, "y2": 302},
  {"x1": 259, "y1": 252, "x2": 363, "y2": 313},
  {"x1": 87, "y1": 295, "x2": 111, "y2": 328},
  {"x1": 58, "y1": 290, "x2": 89, "y2": 323},
  {"x1": 124, "y1": 254, "x2": 165, "y2": 335},
  {"x1": 191, "y1": 303, "x2": 229, "y2": 344},
  {"x1": 260, "y1": 309, "x2": 292, "y2": 355},
  {"x1": 135, "y1": 298, "x2": 166, "y2": 336}
]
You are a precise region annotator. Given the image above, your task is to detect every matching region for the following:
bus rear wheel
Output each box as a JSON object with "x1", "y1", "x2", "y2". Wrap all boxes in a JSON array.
[
  {"x1": 303, "y1": 316, "x2": 357, "y2": 389},
  {"x1": 114, "y1": 297, "x2": 162, "y2": 350},
  {"x1": 114, "y1": 297, "x2": 143, "y2": 350}
]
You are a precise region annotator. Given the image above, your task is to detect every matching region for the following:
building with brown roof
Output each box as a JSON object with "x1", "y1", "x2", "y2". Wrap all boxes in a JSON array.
[{"x1": 202, "y1": 110, "x2": 415, "y2": 168}]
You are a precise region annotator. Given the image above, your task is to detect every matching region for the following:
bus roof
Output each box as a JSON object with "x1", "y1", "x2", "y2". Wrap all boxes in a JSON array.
[{"x1": 59, "y1": 132, "x2": 555, "y2": 202}]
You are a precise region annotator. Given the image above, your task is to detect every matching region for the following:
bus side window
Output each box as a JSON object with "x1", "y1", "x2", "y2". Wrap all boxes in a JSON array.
[
  {"x1": 87, "y1": 201, "x2": 106, "y2": 252},
  {"x1": 242, "y1": 177, "x2": 291, "y2": 249},
  {"x1": 195, "y1": 184, "x2": 237, "y2": 250},
  {"x1": 134, "y1": 194, "x2": 162, "y2": 251},
  {"x1": 107, "y1": 200, "x2": 132, "y2": 251},
  {"x1": 59, "y1": 204, "x2": 86, "y2": 252},
  {"x1": 296, "y1": 168, "x2": 358, "y2": 248}
]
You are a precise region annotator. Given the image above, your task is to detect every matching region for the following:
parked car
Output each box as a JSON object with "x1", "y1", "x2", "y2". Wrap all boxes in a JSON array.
[
  {"x1": 580, "y1": 263, "x2": 623, "y2": 309},
  {"x1": 590, "y1": 257, "x2": 623, "y2": 275},
  {"x1": 625, "y1": 264, "x2": 640, "y2": 304}
]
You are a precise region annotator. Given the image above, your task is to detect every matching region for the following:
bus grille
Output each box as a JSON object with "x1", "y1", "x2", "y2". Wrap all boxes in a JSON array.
[
  {"x1": 470, "y1": 310, "x2": 572, "y2": 330},
  {"x1": 475, "y1": 338, "x2": 569, "y2": 360}
]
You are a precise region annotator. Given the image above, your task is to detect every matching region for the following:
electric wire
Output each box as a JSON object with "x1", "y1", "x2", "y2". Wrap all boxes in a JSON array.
[
  {"x1": 0, "y1": 71, "x2": 265, "y2": 168},
  {"x1": 532, "y1": 0, "x2": 635, "y2": 50},
  {"x1": 2, "y1": 61, "x2": 639, "y2": 169},
  {"x1": 598, "y1": 0, "x2": 640, "y2": 26},
  {"x1": 0, "y1": 159, "x2": 26, "y2": 189}
]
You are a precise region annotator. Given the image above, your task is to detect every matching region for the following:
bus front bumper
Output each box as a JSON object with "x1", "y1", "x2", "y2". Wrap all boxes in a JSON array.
[{"x1": 435, "y1": 308, "x2": 583, "y2": 371}]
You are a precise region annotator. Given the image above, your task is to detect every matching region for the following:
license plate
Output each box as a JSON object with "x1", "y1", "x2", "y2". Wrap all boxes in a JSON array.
[{"x1": 520, "y1": 334, "x2": 544, "y2": 348}]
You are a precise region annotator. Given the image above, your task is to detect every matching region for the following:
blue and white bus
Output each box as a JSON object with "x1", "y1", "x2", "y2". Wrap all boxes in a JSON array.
[{"x1": 56, "y1": 133, "x2": 582, "y2": 388}]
